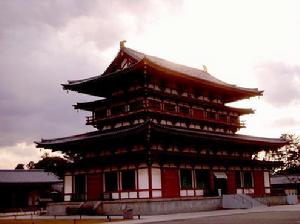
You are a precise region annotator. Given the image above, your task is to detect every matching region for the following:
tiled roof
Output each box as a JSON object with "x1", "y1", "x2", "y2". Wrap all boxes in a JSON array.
[
  {"x1": 0, "y1": 169, "x2": 62, "y2": 184},
  {"x1": 36, "y1": 121, "x2": 286, "y2": 149},
  {"x1": 123, "y1": 47, "x2": 231, "y2": 88},
  {"x1": 64, "y1": 47, "x2": 262, "y2": 96}
]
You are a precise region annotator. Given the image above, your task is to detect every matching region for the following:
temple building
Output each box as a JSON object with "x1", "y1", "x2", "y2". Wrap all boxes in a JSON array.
[{"x1": 36, "y1": 42, "x2": 286, "y2": 203}]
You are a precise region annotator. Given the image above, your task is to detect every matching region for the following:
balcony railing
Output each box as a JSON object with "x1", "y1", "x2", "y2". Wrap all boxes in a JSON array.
[{"x1": 86, "y1": 108, "x2": 245, "y2": 128}]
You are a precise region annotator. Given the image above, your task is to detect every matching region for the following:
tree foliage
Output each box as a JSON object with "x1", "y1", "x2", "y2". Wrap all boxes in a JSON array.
[
  {"x1": 24, "y1": 153, "x2": 70, "y2": 179},
  {"x1": 268, "y1": 133, "x2": 300, "y2": 174},
  {"x1": 15, "y1": 163, "x2": 25, "y2": 169}
]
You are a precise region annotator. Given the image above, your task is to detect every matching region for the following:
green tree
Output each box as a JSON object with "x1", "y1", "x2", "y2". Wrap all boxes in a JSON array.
[
  {"x1": 34, "y1": 153, "x2": 70, "y2": 179},
  {"x1": 15, "y1": 163, "x2": 25, "y2": 169},
  {"x1": 268, "y1": 133, "x2": 300, "y2": 174}
]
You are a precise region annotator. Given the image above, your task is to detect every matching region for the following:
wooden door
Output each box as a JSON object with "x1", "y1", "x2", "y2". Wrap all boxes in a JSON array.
[
  {"x1": 87, "y1": 173, "x2": 103, "y2": 201},
  {"x1": 161, "y1": 168, "x2": 179, "y2": 198},
  {"x1": 227, "y1": 171, "x2": 236, "y2": 194},
  {"x1": 253, "y1": 171, "x2": 265, "y2": 196}
]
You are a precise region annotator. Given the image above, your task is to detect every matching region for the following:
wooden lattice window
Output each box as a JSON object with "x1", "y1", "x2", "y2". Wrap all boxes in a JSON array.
[
  {"x1": 179, "y1": 106, "x2": 190, "y2": 115},
  {"x1": 111, "y1": 105, "x2": 125, "y2": 115},
  {"x1": 235, "y1": 171, "x2": 242, "y2": 188},
  {"x1": 129, "y1": 100, "x2": 144, "y2": 111},
  {"x1": 148, "y1": 99, "x2": 161, "y2": 110},
  {"x1": 207, "y1": 111, "x2": 216, "y2": 120},
  {"x1": 230, "y1": 116, "x2": 239, "y2": 124},
  {"x1": 121, "y1": 170, "x2": 136, "y2": 190},
  {"x1": 180, "y1": 169, "x2": 192, "y2": 189},
  {"x1": 164, "y1": 103, "x2": 176, "y2": 112},
  {"x1": 193, "y1": 108, "x2": 204, "y2": 119},
  {"x1": 243, "y1": 171, "x2": 253, "y2": 188},
  {"x1": 95, "y1": 109, "x2": 107, "y2": 119},
  {"x1": 105, "y1": 172, "x2": 118, "y2": 192},
  {"x1": 74, "y1": 175, "x2": 86, "y2": 199},
  {"x1": 195, "y1": 170, "x2": 210, "y2": 189},
  {"x1": 219, "y1": 113, "x2": 227, "y2": 122}
]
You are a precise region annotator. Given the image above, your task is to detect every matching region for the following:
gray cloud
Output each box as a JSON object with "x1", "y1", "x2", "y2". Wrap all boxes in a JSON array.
[
  {"x1": 0, "y1": 0, "x2": 182, "y2": 149},
  {"x1": 256, "y1": 62, "x2": 300, "y2": 106}
]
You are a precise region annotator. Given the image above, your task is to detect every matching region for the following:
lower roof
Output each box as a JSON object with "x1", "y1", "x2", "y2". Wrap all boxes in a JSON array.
[
  {"x1": 0, "y1": 169, "x2": 62, "y2": 184},
  {"x1": 35, "y1": 121, "x2": 287, "y2": 151},
  {"x1": 271, "y1": 175, "x2": 300, "y2": 185}
]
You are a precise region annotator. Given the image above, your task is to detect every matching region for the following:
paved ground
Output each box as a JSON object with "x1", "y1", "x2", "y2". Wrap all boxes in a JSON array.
[
  {"x1": 1, "y1": 204, "x2": 300, "y2": 224},
  {"x1": 146, "y1": 211, "x2": 300, "y2": 224},
  {"x1": 123, "y1": 204, "x2": 300, "y2": 224}
]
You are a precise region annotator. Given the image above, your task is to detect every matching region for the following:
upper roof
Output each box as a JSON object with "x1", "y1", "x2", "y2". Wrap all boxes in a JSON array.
[
  {"x1": 63, "y1": 44, "x2": 263, "y2": 100},
  {"x1": 0, "y1": 169, "x2": 62, "y2": 184}
]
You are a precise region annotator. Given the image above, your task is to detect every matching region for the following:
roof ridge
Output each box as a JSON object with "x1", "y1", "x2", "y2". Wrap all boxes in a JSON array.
[{"x1": 122, "y1": 47, "x2": 261, "y2": 93}]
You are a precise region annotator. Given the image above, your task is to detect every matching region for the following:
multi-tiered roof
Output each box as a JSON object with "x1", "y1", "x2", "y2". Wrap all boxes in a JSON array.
[{"x1": 36, "y1": 43, "x2": 285, "y2": 160}]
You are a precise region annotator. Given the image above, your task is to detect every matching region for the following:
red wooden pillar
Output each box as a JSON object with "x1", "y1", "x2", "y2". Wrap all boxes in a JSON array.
[
  {"x1": 87, "y1": 173, "x2": 103, "y2": 201},
  {"x1": 161, "y1": 168, "x2": 179, "y2": 198},
  {"x1": 148, "y1": 166, "x2": 152, "y2": 198},
  {"x1": 209, "y1": 170, "x2": 215, "y2": 195},
  {"x1": 253, "y1": 171, "x2": 265, "y2": 197}
]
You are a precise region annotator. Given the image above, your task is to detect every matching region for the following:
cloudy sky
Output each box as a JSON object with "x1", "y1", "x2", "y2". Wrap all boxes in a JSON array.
[{"x1": 1, "y1": 0, "x2": 300, "y2": 168}]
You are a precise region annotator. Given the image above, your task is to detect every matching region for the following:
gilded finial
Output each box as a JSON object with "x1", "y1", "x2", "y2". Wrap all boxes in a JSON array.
[{"x1": 120, "y1": 40, "x2": 127, "y2": 49}]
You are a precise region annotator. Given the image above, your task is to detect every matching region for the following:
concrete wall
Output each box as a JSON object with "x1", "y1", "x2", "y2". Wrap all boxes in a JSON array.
[
  {"x1": 47, "y1": 197, "x2": 221, "y2": 216},
  {"x1": 255, "y1": 196, "x2": 287, "y2": 206},
  {"x1": 99, "y1": 197, "x2": 221, "y2": 215},
  {"x1": 47, "y1": 202, "x2": 82, "y2": 216}
]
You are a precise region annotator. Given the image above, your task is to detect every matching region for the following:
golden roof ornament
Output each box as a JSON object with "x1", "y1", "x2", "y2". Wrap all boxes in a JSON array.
[{"x1": 120, "y1": 40, "x2": 127, "y2": 49}]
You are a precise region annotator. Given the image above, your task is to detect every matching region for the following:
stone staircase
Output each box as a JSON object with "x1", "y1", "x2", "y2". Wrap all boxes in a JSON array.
[{"x1": 222, "y1": 194, "x2": 267, "y2": 209}]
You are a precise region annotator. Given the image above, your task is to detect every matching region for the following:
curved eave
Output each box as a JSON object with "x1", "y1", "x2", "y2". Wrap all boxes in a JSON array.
[
  {"x1": 74, "y1": 100, "x2": 104, "y2": 111},
  {"x1": 227, "y1": 107, "x2": 255, "y2": 115},
  {"x1": 144, "y1": 58, "x2": 263, "y2": 102},
  {"x1": 36, "y1": 120, "x2": 287, "y2": 153},
  {"x1": 35, "y1": 123, "x2": 148, "y2": 151},
  {"x1": 62, "y1": 61, "x2": 144, "y2": 97},
  {"x1": 152, "y1": 123, "x2": 287, "y2": 150}
]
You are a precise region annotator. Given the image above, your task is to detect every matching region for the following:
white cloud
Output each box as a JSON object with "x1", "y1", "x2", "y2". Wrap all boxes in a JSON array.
[
  {"x1": 0, "y1": 142, "x2": 61, "y2": 169},
  {"x1": 1, "y1": 0, "x2": 300, "y2": 168}
]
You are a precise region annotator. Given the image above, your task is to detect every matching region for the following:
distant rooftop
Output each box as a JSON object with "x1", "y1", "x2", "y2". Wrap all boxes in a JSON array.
[
  {"x1": 271, "y1": 174, "x2": 300, "y2": 185},
  {"x1": 0, "y1": 169, "x2": 62, "y2": 184}
]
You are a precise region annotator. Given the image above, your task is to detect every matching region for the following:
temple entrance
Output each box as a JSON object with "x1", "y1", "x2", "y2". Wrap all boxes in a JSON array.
[
  {"x1": 74, "y1": 175, "x2": 86, "y2": 201},
  {"x1": 213, "y1": 172, "x2": 228, "y2": 195}
]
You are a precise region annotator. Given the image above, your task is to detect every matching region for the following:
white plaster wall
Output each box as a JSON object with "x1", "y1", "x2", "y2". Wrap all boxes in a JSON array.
[
  {"x1": 180, "y1": 190, "x2": 187, "y2": 196},
  {"x1": 64, "y1": 195, "x2": 71, "y2": 201},
  {"x1": 138, "y1": 168, "x2": 149, "y2": 189},
  {"x1": 195, "y1": 189, "x2": 204, "y2": 196},
  {"x1": 129, "y1": 192, "x2": 138, "y2": 198},
  {"x1": 265, "y1": 188, "x2": 271, "y2": 194},
  {"x1": 264, "y1": 172, "x2": 270, "y2": 187},
  {"x1": 64, "y1": 176, "x2": 72, "y2": 194},
  {"x1": 121, "y1": 192, "x2": 129, "y2": 199},
  {"x1": 64, "y1": 175, "x2": 72, "y2": 202},
  {"x1": 112, "y1": 193, "x2": 119, "y2": 199},
  {"x1": 244, "y1": 188, "x2": 254, "y2": 194},
  {"x1": 187, "y1": 190, "x2": 194, "y2": 196},
  {"x1": 152, "y1": 190, "x2": 162, "y2": 198},
  {"x1": 152, "y1": 168, "x2": 161, "y2": 189},
  {"x1": 237, "y1": 189, "x2": 243, "y2": 194},
  {"x1": 139, "y1": 191, "x2": 149, "y2": 198}
]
